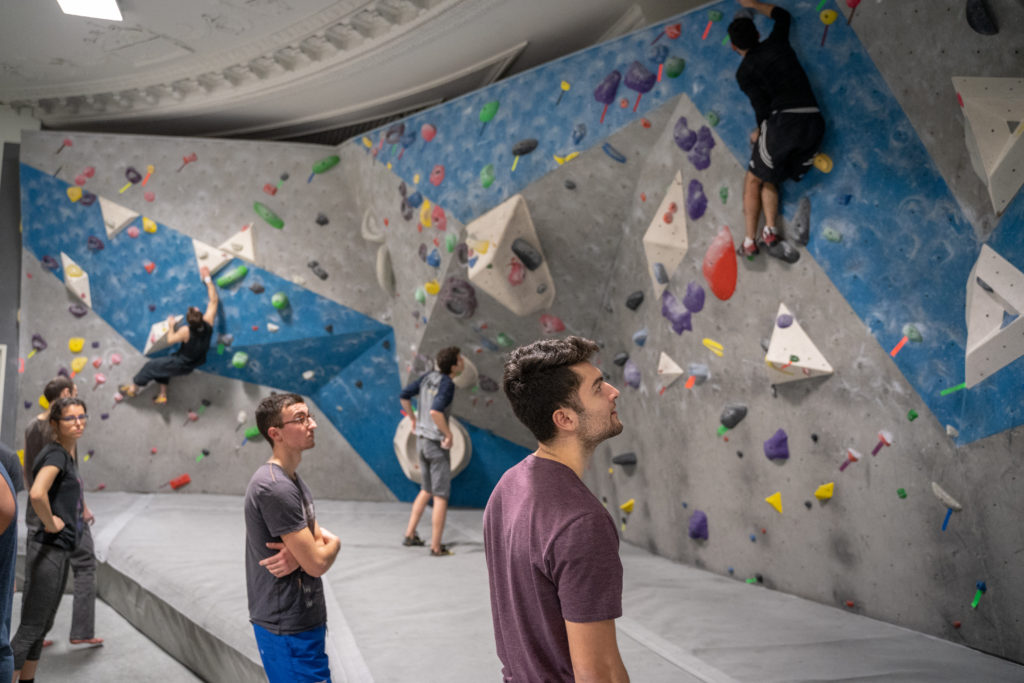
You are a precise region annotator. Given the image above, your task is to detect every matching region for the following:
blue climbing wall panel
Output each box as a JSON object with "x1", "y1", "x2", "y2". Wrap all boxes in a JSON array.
[{"x1": 361, "y1": 0, "x2": 1024, "y2": 445}]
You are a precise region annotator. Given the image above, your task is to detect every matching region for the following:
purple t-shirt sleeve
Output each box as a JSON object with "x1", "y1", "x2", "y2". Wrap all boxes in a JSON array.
[
  {"x1": 548, "y1": 511, "x2": 623, "y2": 623},
  {"x1": 256, "y1": 477, "x2": 310, "y2": 538}
]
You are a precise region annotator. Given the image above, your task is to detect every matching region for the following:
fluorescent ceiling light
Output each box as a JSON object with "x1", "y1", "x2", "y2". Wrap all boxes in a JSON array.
[{"x1": 57, "y1": 0, "x2": 123, "y2": 21}]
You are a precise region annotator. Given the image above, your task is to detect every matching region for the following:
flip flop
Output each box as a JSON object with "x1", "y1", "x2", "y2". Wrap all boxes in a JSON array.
[
  {"x1": 153, "y1": 395, "x2": 167, "y2": 405},
  {"x1": 118, "y1": 384, "x2": 137, "y2": 398}
]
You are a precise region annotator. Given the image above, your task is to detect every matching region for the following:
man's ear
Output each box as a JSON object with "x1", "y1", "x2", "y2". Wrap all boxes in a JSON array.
[
  {"x1": 551, "y1": 407, "x2": 577, "y2": 433},
  {"x1": 267, "y1": 426, "x2": 281, "y2": 443}
]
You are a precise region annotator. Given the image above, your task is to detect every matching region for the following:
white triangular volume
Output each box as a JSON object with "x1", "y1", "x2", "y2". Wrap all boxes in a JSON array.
[
  {"x1": 953, "y1": 76, "x2": 1024, "y2": 214},
  {"x1": 59, "y1": 252, "x2": 91, "y2": 308},
  {"x1": 143, "y1": 315, "x2": 183, "y2": 356},
  {"x1": 765, "y1": 303, "x2": 833, "y2": 383},
  {"x1": 217, "y1": 223, "x2": 256, "y2": 263},
  {"x1": 192, "y1": 238, "x2": 234, "y2": 276},
  {"x1": 964, "y1": 244, "x2": 1024, "y2": 388},
  {"x1": 643, "y1": 171, "x2": 688, "y2": 297},
  {"x1": 98, "y1": 196, "x2": 139, "y2": 239},
  {"x1": 656, "y1": 351, "x2": 684, "y2": 387}
]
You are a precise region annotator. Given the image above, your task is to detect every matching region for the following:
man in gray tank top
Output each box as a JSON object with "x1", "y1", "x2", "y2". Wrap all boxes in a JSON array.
[{"x1": 399, "y1": 346, "x2": 464, "y2": 556}]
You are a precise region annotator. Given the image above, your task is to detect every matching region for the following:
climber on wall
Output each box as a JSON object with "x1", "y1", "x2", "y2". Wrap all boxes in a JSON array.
[{"x1": 119, "y1": 266, "x2": 218, "y2": 404}]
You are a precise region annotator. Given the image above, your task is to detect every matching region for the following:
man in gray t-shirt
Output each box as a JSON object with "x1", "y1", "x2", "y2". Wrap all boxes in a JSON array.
[
  {"x1": 245, "y1": 393, "x2": 340, "y2": 683},
  {"x1": 485, "y1": 337, "x2": 629, "y2": 682},
  {"x1": 399, "y1": 346, "x2": 464, "y2": 556}
]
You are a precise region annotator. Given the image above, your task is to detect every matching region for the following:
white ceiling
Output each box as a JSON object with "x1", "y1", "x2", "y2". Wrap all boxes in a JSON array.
[{"x1": 0, "y1": 0, "x2": 696, "y2": 140}]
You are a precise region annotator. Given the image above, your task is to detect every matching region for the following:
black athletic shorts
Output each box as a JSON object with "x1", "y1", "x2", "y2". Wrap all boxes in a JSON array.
[{"x1": 748, "y1": 108, "x2": 825, "y2": 185}]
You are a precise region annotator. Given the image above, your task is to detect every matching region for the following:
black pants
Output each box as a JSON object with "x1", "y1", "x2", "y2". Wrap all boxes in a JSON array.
[
  {"x1": 12, "y1": 542, "x2": 71, "y2": 668},
  {"x1": 134, "y1": 355, "x2": 197, "y2": 386}
]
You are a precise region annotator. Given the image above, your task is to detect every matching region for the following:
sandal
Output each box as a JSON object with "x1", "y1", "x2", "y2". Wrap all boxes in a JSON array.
[
  {"x1": 153, "y1": 395, "x2": 167, "y2": 405},
  {"x1": 402, "y1": 533, "x2": 425, "y2": 547},
  {"x1": 430, "y1": 545, "x2": 453, "y2": 556},
  {"x1": 118, "y1": 384, "x2": 137, "y2": 398}
]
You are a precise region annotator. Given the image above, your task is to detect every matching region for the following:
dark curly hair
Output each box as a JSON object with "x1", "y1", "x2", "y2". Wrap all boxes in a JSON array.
[
  {"x1": 728, "y1": 17, "x2": 759, "y2": 51},
  {"x1": 255, "y1": 392, "x2": 305, "y2": 445},
  {"x1": 436, "y1": 346, "x2": 461, "y2": 375}
]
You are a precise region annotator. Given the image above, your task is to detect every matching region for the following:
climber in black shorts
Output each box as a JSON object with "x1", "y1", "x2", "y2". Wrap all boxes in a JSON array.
[{"x1": 729, "y1": 0, "x2": 825, "y2": 257}]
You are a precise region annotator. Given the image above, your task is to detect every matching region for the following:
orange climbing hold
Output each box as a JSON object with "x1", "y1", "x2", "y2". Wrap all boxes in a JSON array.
[{"x1": 702, "y1": 226, "x2": 738, "y2": 300}]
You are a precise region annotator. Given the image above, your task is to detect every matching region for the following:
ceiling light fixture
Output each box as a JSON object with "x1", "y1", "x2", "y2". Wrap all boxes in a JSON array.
[{"x1": 56, "y1": 0, "x2": 123, "y2": 21}]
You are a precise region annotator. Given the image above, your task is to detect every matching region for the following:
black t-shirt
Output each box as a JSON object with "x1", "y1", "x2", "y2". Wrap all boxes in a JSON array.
[
  {"x1": 736, "y1": 7, "x2": 819, "y2": 124},
  {"x1": 32, "y1": 443, "x2": 83, "y2": 550},
  {"x1": 175, "y1": 321, "x2": 213, "y2": 367}
]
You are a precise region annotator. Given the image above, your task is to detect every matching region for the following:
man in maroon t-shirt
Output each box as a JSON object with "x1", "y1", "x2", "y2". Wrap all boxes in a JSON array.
[{"x1": 484, "y1": 336, "x2": 629, "y2": 682}]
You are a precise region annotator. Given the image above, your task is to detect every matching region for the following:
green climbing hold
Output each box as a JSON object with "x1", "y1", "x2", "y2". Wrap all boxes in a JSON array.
[
  {"x1": 708, "y1": 9, "x2": 723, "y2": 21},
  {"x1": 902, "y1": 323, "x2": 923, "y2": 343},
  {"x1": 254, "y1": 202, "x2": 284, "y2": 229},
  {"x1": 496, "y1": 332, "x2": 514, "y2": 347},
  {"x1": 216, "y1": 343, "x2": 225, "y2": 355},
  {"x1": 664, "y1": 57, "x2": 686, "y2": 79},
  {"x1": 414, "y1": 286, "x2": 426, "y2": 305},
  {"x1": 907, "y1": 409, "x2": 919, "y2": 421},
  {"x1": 445, "y1": 233, "x2": 458, "y2": 253},
  {"x1": 479, "y1": 101, "x2": 499, "y2": 124},
  {"x1": 312, "y1": 155, "x2": 340, "y2": 174},
  {"x1": 897, "y1": 488, "x2": 907, "y2": 499},
  {"x1": 271, "y1": 292, "x2": 290, "y2": 310},
  {"x1": 707, "y1": 111, "x2": 720, "y2": 127},
  {"x1": 232, "y1": 351, "x2": 249, "y2": 369},
  {"x1": 480, "y1": 164, "x2": 495, "y2": 188},
  {"x1": 244, "y1": 425, "x2": 260, "y2": 439},
  {"x1": 719, "y1": 187, "x2": 728, "y2": 204},
  {"x1": 823, "y1": 227, "x2": 842, "y2": 242},
  {"x1": 216, "y1": 265, "x2": 248, "y2": 288},
  {"x1": 789, "y1": 355, "x2": 800, "y2": 362}
]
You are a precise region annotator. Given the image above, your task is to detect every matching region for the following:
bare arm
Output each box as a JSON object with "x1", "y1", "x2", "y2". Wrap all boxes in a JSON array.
[
  {"x1": 430, "y1": 410, "x2": 453, "y2": 449},
  {"x1": 30, "y1": 465, "x2": 65, "y2": 533},
  {"x1": 165, "y1": 317, "x2": 190, "y2": 345},
  {"x1": 280, "y1": 524, "x2": 340, "y2": 578},
  {"x1": 565, "y1": 620, "x2": 629, "y2": 683},
  {"x1": 0, "y1": 475, "x2": 14, "y2": 536},
  {"x1": 200, "y1": 266, "x2": 218, "y2": 325},
  {"x1": 740, "y1": 0, "x2": 775, "y2": 17}
]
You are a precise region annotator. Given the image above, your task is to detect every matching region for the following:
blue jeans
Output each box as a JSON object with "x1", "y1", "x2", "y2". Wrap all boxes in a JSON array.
[{"x1": 252, "y1": 623, "x2": 331, "y2": 683}]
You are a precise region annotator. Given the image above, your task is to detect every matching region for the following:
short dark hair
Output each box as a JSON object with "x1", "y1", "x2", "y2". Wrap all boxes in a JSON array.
[
  {"x1": 48, "y1": 396, "x2": 87, "y2": 425},
  {"x1": 43, "y1": 376, "x2": 75, "y2": 403},
  {"x1": 728, "y1": 17, "x2": 759, "y2": 50},
  {"x1": 186, "y1": 306, "x2": 204, "y2": 330},
  {"x1": 255, "y1": 393, "x2": 304, "y2": 444},
  {"x1": 503, "y1": 336, "x2": 599, "y2": 443},
  {"x1": 436, "y1": 346, "x2": 461, "y2": 375}
]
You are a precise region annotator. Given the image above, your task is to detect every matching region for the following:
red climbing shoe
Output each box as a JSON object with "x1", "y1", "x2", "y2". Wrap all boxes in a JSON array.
[
  {"x1": 737, "y1": 238, "x2": 759, "y2": 257},
  {"x1": 761, "y1": 225, "x2": 780, "y2": 246}
]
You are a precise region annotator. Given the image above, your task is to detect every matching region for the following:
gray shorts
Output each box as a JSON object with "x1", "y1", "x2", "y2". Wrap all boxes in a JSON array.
[{"x1": 417, "y1": 436, "x2": 451, "y2": 499}]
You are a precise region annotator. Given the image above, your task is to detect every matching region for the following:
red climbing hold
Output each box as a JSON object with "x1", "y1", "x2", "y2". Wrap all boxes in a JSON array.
[
  {"x1": 143, "y1": 261, "x2": 156, "y2": 274},
  {"x1": 702, "y1": 226, "x2": 738, "y2": 301}
]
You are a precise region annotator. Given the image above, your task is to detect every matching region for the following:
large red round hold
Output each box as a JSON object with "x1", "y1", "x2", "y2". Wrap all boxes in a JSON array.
[
  {"x1": 702, "y1": 226, "x2": 738, "y2": 300},
  {"x1": 421, "y1": 123, "x2": 437, "y2": 142}
]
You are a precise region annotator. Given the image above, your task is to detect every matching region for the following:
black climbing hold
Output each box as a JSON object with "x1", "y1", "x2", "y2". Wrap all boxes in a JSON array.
[
  {"x1": 401, "y1": 199, "x2": 413, "y2": 221},
  {"x1": 250, "y1": 282, "x2": 265, "y2": 294},
  {"x1": 315, "y1": 213, "x2": 329, "y2": 226},
  {"x1": 720, "y1": 404, "x2": 748, "y2": 429},
  {"x1": 512, "y1": 138, "x2": 539, "y2": 156},
  {"x1": 478, "y1": 375, "x2": 499, "y2": 392},
  {"x1": 755, "y1": 573, "x2": 763, "y2": 583},
  {"x1": 456, "y1": 243, "x2": 469, "y2": 264},
  {"x1": 148, "y1": 304, "x2": 156, "y2": 312},
  {"x1": 511, "y1": 238, "x2": 543, "y2": 270},
  {"x1": 612, "y1": 452, "x2": 637, "y2": 466},
  {"x1": 382, "y1": 340, "x2": 391, "y2": 350},
  {"x1": 811, "y1": 433, "x2": 819, "y2": 443},
  {"x1": 418, "y1": 244, "x2": 428, "y2": 262},
  {"x1": 355, "y1": 380, "x2": 363, "y2": 389},
  {"x1": 737, "y1": 451, "x2": 744, "y2": 458},
  {"x1": 804, "y1": 500, "x2": 813, "y2": 509},
  {"x1": 564, "y1": 179, "x2": 576, "y2": 190},
  {"x1": 763, "y1": 239, "x2": 800, "y2": 264},
  {"x1": 613, "y1": 352, "x2": 629, "y2": 367},
  {"x1": 399, "y1": 182, "x2": 407, "y2": 197},
  {"x1": 976, "y1": 276, "x2": 993, "y2": 293},
  {"x1": 966, "y1": 0, "x2": 998, "y2": 35},
  {"x1": 325, "y1": 324, "x2": 334, "y2": 333},
  {"x1": 201, "y1": 399, "x2": 211, "y2": 407},
  {"x1": 308, "y1": 262, "x2": 328, "y2": 280},
  {"x1": 653, "y1": 262, "x2": 669, "y2": 284},
  {"x1": 280, "y1": 172, "x2": 290, "y2": 181},
  {"x1": 625, "y1": 291, "x2": 644, "y2": 311},
  {"x1": 202, "y1": 449, "x2": 210, "y2": 457},
  {"x1": 537, "y1": 283, "x2": 548, "y2": 295}
]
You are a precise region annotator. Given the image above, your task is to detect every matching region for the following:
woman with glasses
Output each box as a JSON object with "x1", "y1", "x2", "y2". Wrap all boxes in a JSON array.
[{"x1": 12, "y1": 397, "x2": 90, "y2": 681}]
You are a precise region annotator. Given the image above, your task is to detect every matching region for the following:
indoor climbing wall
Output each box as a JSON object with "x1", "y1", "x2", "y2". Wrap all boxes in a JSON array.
[{"x1": 344, "y1": 0, "x2": 1023, "y2": 663}]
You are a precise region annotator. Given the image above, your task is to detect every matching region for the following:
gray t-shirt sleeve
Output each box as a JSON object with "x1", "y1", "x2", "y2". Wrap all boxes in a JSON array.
[
  {"x1": 548, "y1": 511, "x2": 624, "y2": 623},
  {"x1": 256, "y1": 476, "x2": 311, "y2": 538}
]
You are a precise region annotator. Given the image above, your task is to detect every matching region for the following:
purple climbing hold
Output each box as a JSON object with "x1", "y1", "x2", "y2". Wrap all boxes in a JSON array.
[
  {"x1": 23, "y1": 401, "x2": 31, "y2": 410},
  {"x1": 661, "y1": 290, "x2": 692, "y2": 335},
  {"x1": 384, "y1": 122, "x2": 405, "y2": 145},
  {"x1": 687, "y1": 179, "x2": 707, "y2": 220},
  {"x1": 763, "y1": 428, "x2": 790, "y2": 460},
  {"x1": 81, "y1": 191, "x2": 97, "y2": 206},
  {"x1": 68, "y1": 303, "x2": 88, "y2": 318},
  {"x1": 31, "y1": 334, "x2": 47, "y2": 351},
  {"x1": 418, "y1": 244, "x2": 429, "y2": 262},
  {"x1": 624, "y1": 61, "x2": 656, "y2": 96},
  {"x1": 646, "y1": 44, "x2": 668, "y2": 64},
  {"x1": 40, "y1": 255, "x2": 60, "y2": 271},
  {"x1": 100, "y1": 413, "x2": 109, "y2": 420},
  {"x1": 688, "y1": 509, "x2": 709, "y2": 540},
  {"x1": 683, "y1": 281, "x2": 705, "y2": 313},
  {"x1": 623, "y1": 359, "x2": 641, "y2": 388},
  {"x1": 87, "y1": 235, "x2": 104, "y2": 251},
  {"x1": 593, "y1": 71, "x2": 622, "y2": 105},
  {"x1": 688, "y1": 126, "x2": 715, "y2": 171},
  {"x1": 776, "y1": 313, "x2": 794, "y2": 328},
  {"x1": 673, "y1": 117, "x2": 697, "y2": 151}
]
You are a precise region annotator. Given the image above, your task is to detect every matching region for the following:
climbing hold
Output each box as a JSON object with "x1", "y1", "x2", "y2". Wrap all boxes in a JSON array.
[
  {"x1": 426, "y1": 248, "x2": 441, "y2": 268},
  {"x1": 602, "y1": 143, "x2": 627, "y2": 163},
  {"x1": 480, "y1": 164, "x2": 496, "y2": 188},
  {"x1": 571, "y1": 123, "x2": 587, "y2": 145},
  {"x1": 142, "y1": 217, "x2": 157, "y2": 233},
  {"x1": 702, "y1": 338, "x2": 724, "y2": 357},
  {"x1": 613, "y1": 352, "x2": 629, "y2": 367},
  {"x1": 632, "y1": 329, "x2": 648, "y2": 346},
  {"x1": 763, "y1": 429, "x2": 789, "y2": 460},
  {"x1": 68, "y1": 303, "x2": 88, "y2": 318},
  {"x1": 720, "y1": 404, "x2": 747, "y2": 429},
  {"x1": 87, "y1": 236, "x2": 104, "y2": 251},
  {"x1": 67, "y1": 186, "x2": 83, "y2": 203},
  {"x1": 661, "y1": 290, "x2": 692, "y2": 334},
  {"x1": 625, "y1": 291, "x2": 644, "y2": 310},
  {"x1": 812, "y1": 153, "x2": 833, "y2": 173},
  {"x1": 776, "y1": 313, "x2": 794, "y2": 328},
  {"x1": 512, "y1": 138, "x2": 538, "y2": 157},
  {"x1": 478, "y1": 375, "x2": 499, "y2": 393},
  {"x1": 688, "y1": 510, "x2": 709, "y2": 540},
  {"x1": 414, "y1": 287, "x2": 426, "y2": 305},
  {"x1": 267, "y1": 323, "x2": 280, "y2": 333},
  {"x1": 814, "y1": 482, "x2": 834, "y2": 501},
  {"x1": 231, "y1": 351, "x2": 249, "y2": 369},
  {"x1": 623, "y1": 359, "x2": 641, "y2": 388},
  {"x1": 312, "y1": 155, "x2": 340, "y2": 175},
  {"x1": 838, "y1": 448, "x2": 862, "y2": 471},
  {"x1": 702, "y1": 226, "x2": 738, "y2": 300},
  {"x1": 70, "y1": 357, "x2": 87, "y2": 374},
  {"x1": 664, "y1": 57, "x2": 685, "y2": 79},
  {"x1": 966, "y1": 0, "x2": 998, "y2": 35},
  {"x1": 511, "y1": 238, "x2": 543, "y2": 270},
  {"x1": 907, "y1": 409, "x2": 919, "y2": 421},
  {"x1": 871, "y1": 430, "x2": 894, "y2": 456},
  {"x1": 645, "y1": 44, "x2": 668, "y2": 64},
  {"x1": 683, "y1": 281, "x2": 705, "y2": 313},
  {"x1": 307, "y1": 261, "x2": 328, "y2": 280},
  {"x1": 897, "y1": 488, "x2": 907, "y2": 499},
  {"x1": 765, "y1": 492, "x2": 783, "y2": 514},
  {"x1": 564, "y1": 179, "x2": 576, "y2": 190},
  {"x1": 790, "y1": 197, "x2": 811, "y2": 245},
  {"x1": 686, "y1": 179, "x2": 708, "y2": 220},
  {"x1": 424, "y1": 279, "x2": 441, "y2": 296},
  {"x1": 496, "y1": 332, "x2": 514, "y2": 347},
  {"x1": 440, "y1": 277, "x2": 477, "y2": 318},
  {"x1": 315, "y1": 213, "x2": 329, "y2": 226},
  {"x1": 429, "y1": 164, "x2": 445, "y2": 186},
  {"x1": 540, "y1": 314, "x2": 565, "y2": 334},
  {"x1": 620, "y1": 499, "x2": 635, "y2": 514},
  {"x1": 653, "y1": 262, "x2": 669, "y2": 285},
  {"x1": 68, "y1": 337, "x2": 85, "y2": 353},
  {"x1": 902, "y1": 323, "x2": 923, "y2": 343},
  {"x1": 143, "y1": 261, "x2": 156, "y2": 274},
  {"x1": 271, "y1": 292, "x2": 290, "y2": 310},
  {"x1": 216, "y1": 265, "x2": 248, "y2": 288},
  {"x1": 612, "y1": 452, "x2": 637, "y2": 466}
]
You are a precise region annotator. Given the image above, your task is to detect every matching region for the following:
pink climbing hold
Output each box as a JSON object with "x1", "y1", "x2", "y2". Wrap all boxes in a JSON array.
[
  {"x1": 429, "y1": 164, "x2": 445, "y2": 186},
  {"x1": 127, "y1": 226, "x2": 141, "y2": 238},
  {"x1": 144, "y1": 191, "x2": 155, "y2": 202},
  {"x1": 421, "y1": 123, "x2": 437, "y2": 142},
  {"x1": 702, "y1": 226, "x2": 738, "y2": 301},
  {"x1": 431, "y1": 205, "x2": 447, "y2": 231},
  {"x1": 508, "y1": 259, "x2": 525, "y2": 286},
  {"x1": 540, "y1": 314, "x2": 566, "y2": 334}
]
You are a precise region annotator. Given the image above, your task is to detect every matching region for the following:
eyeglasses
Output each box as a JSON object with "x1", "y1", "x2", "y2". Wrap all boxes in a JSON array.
[
  {"x1": 58, "y1": 414, "x2": 88, "y2": 423},
  {"x1": 281, "y1": 412, "x2": 316, "y2": 427}
]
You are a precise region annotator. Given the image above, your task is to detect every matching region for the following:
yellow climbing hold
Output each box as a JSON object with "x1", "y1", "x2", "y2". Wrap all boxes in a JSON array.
[
  {"x1": 466, "y1": 238, "x2": 490, "y2": 255},
  {"x1": 16, "y1": 449, "x2": 23, "y2": 467},
  {"x1": 413, "y1": 173, "x2": 421, "y2": 184},
  {"x1": 65, "y1": 264, "x2": 84, "y2": 278},
  {"x1": 386, "y1": 162, "x2": 392, "y2": 170},
  {"x1": 420, "y1": 199, "x2": 433, "y2": 228},
  {"x1": 620, "y1": 498, "x2": 635, "y2": 514},
  {"x1": 608, "y1": 467, "x2": 614, "y2": 474},
  {"x1": 702, "y1": 338, "x2": 724, "y2": 357},
  {"x1": 361, "y1": 136, "x2": 373, "y2": 148},
  {"x1": 142, "y1": 216, "x2": 157, "y2": 233},
  {"x1": 813, "y1": 153, "x2": 833, "y2": 174},
  {"x1": 424, "y1": 279, "x2": 440, "y2": 296},
  {"x1": 553, "y1": 152, "x2": 580, "y2": 166},
  {"x1": 765, "y1": 491, "x2": 783, "y2": 514},
  {"x1": 38, "y1": 395, "x2": 49, "y2": 410},
  {"x1": 70, "y1": 357, "x2": 88, "y2": 375},
  {"x1": 814, "y1": 482, "x2": 834, "y2": 501},
  {"x1": 66, "y1": 186, "x2": 83, "y2": 203},
  {"x1": 68, "y1": 337, "x2": 84, "y2": 353}
]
